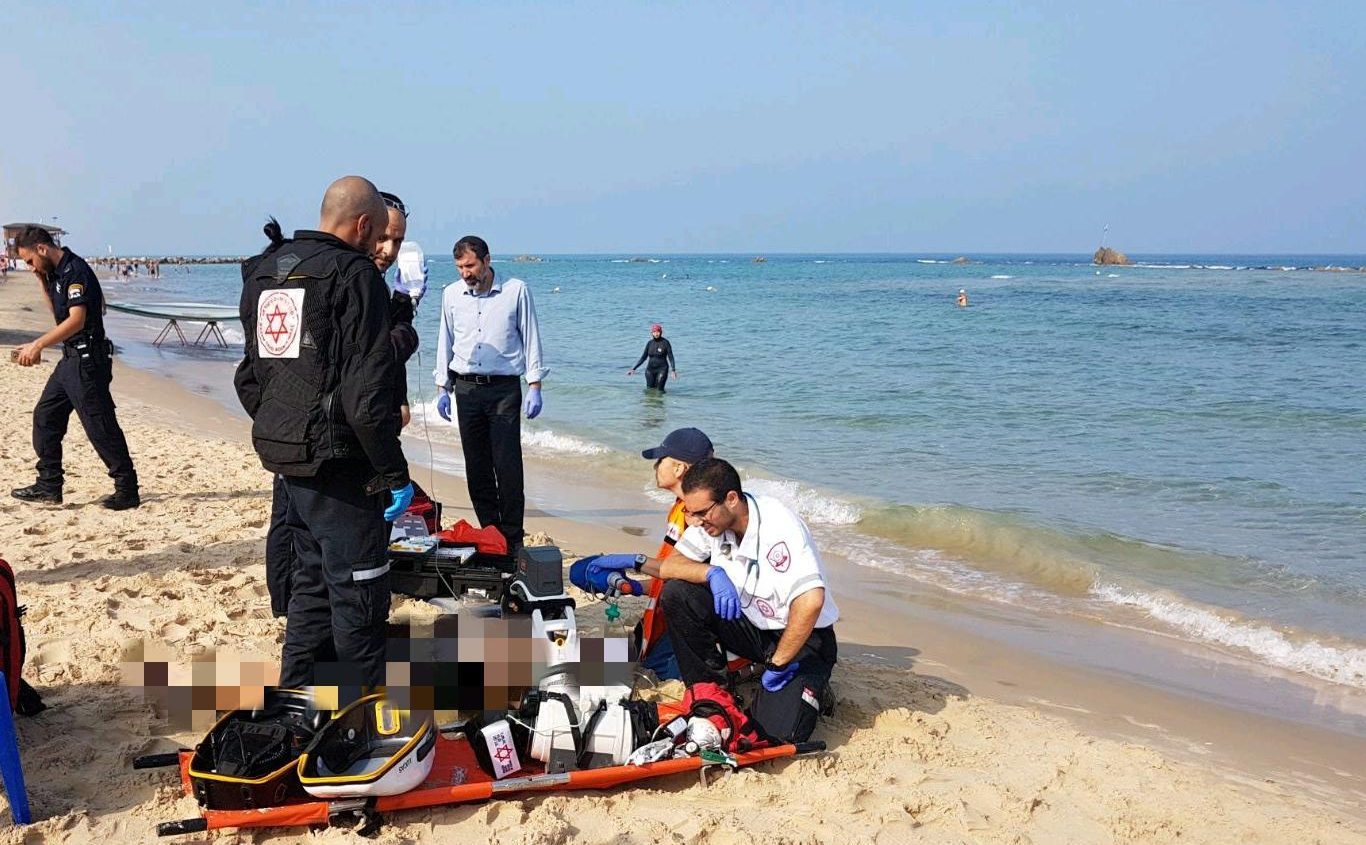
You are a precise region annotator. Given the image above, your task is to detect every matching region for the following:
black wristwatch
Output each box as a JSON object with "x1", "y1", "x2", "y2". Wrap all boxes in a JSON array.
[{"x1": 632, "y1": 554, "x2": 648, "y2": 572}]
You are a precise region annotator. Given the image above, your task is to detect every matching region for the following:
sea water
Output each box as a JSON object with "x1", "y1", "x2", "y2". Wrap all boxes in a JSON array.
[{"x1": 107, "y1": 253, "x2": 1366, "y2": 690}]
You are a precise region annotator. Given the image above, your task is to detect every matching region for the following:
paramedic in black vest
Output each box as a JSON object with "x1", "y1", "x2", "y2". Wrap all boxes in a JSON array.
[
  {"x1": 262, "y1": 190, "x2": 419, "y2": 619},
  {"x1": 11, "y1": 226, "x2": 140, "y2": 509},
  {"x1": 234, "y1": 176, "x2": 412, "y2": 691}
]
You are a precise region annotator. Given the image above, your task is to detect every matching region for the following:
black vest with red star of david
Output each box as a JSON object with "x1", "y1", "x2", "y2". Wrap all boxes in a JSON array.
[{"x1": 233, "y1": 229, "x2": 406, "y2": 486}]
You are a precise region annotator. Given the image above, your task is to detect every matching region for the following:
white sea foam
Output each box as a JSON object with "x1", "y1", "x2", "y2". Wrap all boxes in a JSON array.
[
  {"x1": 990, "y1": 274, "x2": 1012, "y2": 280},
  {"x1": 916, "y1": 259, "x2": 947, "y2": 264},
  {"x1": 637, "y1": 473, "x2": 861, "y2": 524},
  {"x1": 741, "y1": 477, "x2": 862, "y2": 525},
  {"x1": 643, "y1": 487, "x2": 675, "y2": 506},
  {"x1": 1092, "y1": 583, "x2": 1366, "y2": 689},
  {"x1": 521, "y1": 428, "x2": 611, "y2": 456}
]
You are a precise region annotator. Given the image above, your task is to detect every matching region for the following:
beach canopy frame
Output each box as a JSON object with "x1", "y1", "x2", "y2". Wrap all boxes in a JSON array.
[{"x1": 106, "y1": 302, "x2": 240, "y2": 349}]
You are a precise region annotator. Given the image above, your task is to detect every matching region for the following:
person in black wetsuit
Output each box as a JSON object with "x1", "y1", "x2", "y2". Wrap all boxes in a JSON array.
[{"x1": 627, "y1": 323, "x2": 678, "y2": 392}]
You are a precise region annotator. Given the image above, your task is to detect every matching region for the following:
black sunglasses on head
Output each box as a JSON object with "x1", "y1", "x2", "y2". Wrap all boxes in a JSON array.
[{"x1": 379, "y1": 191, "x2": 408, "y2": 219}]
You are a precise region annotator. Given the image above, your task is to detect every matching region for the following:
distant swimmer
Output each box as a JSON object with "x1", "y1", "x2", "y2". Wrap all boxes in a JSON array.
[
  {"x1": 957, "y1": 289, "x2": 969, "y2": 307},
  {"x1": 628, "y1": 323, "x2": 678, "y2": 392}
]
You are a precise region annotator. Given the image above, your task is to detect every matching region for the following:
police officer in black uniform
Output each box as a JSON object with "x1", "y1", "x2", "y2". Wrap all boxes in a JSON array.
[
  {"x1": 11, "y1": 226, "x2": 139, "y2": 509},
  {"x1": 234, "y1": 176, "x2": 413, "y2": 691}
]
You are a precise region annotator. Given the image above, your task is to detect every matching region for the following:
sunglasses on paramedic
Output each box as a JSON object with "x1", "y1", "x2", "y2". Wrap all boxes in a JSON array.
[{"x1": 379, "y1": 192, "x2": 408, "y2": 219}]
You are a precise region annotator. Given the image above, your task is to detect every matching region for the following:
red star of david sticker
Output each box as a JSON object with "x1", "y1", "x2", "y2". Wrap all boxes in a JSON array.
[
  {"x1": 264, "y1": 304, "x2": 290, "y2": 342},
  {"x1": 494, "y1": 744, "x2": 514, "y2": 763}
]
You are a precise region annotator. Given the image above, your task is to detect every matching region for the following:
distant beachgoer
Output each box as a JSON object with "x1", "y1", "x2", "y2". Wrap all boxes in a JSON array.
[
  {"x1": 628, "y1": 323, "x2": 678, "y2": 392},
  {"x1": 957, "y1": 289, "x2": 969, "y2": 307}
]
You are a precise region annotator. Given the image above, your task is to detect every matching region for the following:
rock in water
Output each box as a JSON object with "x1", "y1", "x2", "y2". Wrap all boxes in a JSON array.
[{"x1": 1093, "y1": 247, "x2": 1131, "y2": 265}]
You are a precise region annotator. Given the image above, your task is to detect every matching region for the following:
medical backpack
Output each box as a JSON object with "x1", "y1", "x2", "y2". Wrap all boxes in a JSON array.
[{"x1": 0, "y1": 557, "x2": 46, "y2": 715}]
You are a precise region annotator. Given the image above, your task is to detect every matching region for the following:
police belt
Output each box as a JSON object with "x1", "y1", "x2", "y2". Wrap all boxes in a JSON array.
[
  {"x1": 62, "y1": 338, "x2": 111, "y2": 359},
  {"x1": 449, "y1": 371, "x2": 519, "y2": 386}
]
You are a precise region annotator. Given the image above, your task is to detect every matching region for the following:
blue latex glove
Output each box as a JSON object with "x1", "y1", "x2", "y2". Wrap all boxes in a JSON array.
[
  {"x1": 761, "y1": 661, "x2": 801, "y2": 692},
  {"x1": 436, "y1": 392, "x2": 452, "y2": 421},
  {"x1": 384, "y1": 482, "x2": 415, "y2": 521},
  {"x1": 585, "y1": 553, "x2": 639, "y2": 572},
  {"x1": 706, "y1": 566, "x2": 741, "y2": 621},
  {"x1": 524, "y1": 385, "x2": 543, "y2": 419},
  {"x1": 569, "y1": 559, "x2": 641, "y2": 596}
]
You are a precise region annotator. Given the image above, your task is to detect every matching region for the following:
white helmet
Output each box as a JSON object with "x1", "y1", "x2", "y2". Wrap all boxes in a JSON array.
[{"x1": 298, "y1": 694, "x2": 435, "y2": 798}]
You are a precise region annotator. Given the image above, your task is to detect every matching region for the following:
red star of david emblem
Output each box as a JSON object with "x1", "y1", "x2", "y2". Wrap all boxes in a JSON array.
[
  {"x1": 494, "y1": 744, "x2": 514, "y2": 763},
  {"x1": 263, "y1": 304, "x2": 290, "y2": 342}
]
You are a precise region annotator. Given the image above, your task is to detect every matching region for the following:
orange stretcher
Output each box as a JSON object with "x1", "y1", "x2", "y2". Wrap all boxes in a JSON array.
[{"x1": 139, "y1": 717, "x2": 824, "y2": 837}]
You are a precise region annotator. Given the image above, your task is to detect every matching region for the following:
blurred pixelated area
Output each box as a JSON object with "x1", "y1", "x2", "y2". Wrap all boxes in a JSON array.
[{"x1": 121, "y1": 615, "x2": 635, "y2": 730}]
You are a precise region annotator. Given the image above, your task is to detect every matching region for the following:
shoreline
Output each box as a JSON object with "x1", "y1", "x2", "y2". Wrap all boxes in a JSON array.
[
  {"x1": 17, "y1": 269, "x2": 1366, "y2": 739},
  {"x1": 3, "y1": 271, "x2": 1365, "y2": 840}
]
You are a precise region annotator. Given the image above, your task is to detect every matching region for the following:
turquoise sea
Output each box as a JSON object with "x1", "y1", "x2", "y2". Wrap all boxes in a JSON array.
[{"x1": 109, "y1": 252, "x2": 1366, "y2": 691}]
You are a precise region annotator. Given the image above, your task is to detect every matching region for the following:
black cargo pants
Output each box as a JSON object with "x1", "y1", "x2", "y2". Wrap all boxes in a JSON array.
[
  {"x1": 660, "y1": 579, "x2": 837, "y2": 744},
  {"x1": 32, "y1": 344, "x2": 138, "y2": 494},
  {"x1": 279, "y1": 458, "x2": 391, "y2": 690}
]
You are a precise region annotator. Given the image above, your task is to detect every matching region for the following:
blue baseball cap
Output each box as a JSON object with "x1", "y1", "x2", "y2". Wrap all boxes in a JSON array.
[{"x1": 641, "y1": 428, "x2": 714, "y2": 463}]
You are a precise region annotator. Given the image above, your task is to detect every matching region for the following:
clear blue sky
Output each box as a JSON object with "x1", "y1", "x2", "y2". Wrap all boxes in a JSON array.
[{"x1": 3, "y1": 1, "x2": 1362, "y2": 256}]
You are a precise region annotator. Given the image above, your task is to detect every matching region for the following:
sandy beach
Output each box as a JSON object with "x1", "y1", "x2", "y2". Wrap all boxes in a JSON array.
[{"x1": 1, "y1": 270, "x2": 1364, "y2": 844}]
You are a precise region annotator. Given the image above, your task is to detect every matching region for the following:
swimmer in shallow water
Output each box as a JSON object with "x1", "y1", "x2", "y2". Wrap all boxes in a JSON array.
[
  {"x1": 957, "y1": 289, "x2": 969, "y2": 307},
  {"x1": 628, "y1": 323, "x2": 678, "y2": 392}
]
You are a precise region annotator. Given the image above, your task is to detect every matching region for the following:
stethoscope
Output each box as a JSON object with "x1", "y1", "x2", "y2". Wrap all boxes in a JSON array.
[{"x1": 719, "y1": 493, "x2": 761, "y2": 609}]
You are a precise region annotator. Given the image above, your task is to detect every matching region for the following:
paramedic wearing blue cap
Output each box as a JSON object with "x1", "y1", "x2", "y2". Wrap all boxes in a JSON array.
[
  {"x1": 658, "y1": 457, "x2": 839, "y2": 743},
  {"x1": 433, "y1": 235, "x2": 547, "y2": 550}
]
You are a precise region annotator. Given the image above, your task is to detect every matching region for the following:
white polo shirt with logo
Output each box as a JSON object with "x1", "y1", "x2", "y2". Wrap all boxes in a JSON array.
[{"x1": 675, "y1": 493, "x2": 840, "y2": 631}]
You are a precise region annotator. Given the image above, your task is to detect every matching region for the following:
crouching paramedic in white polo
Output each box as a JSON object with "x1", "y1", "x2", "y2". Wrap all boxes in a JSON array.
[{"x1": 658, "y1": 457, "x2": 838, "y2": 743}]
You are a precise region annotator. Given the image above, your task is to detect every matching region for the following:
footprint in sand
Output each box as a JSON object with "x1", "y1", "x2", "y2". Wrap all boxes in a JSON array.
[
  {"x1": 32, "y1": 638, "x2": 74, "y2": 668},
  {"x1": 159, "y1": 621, "x2": 191, "y2": 642}
]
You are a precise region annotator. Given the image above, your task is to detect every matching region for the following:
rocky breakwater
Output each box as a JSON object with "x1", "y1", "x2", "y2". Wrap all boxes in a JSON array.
[{"x1": 1093, "y1": 247, "x2": 1131, "y2": 265}]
